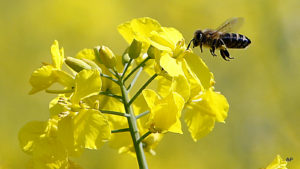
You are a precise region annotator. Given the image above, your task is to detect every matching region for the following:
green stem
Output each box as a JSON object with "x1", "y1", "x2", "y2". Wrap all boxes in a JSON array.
[
  {"x1": 136, "y1": 110, "x2": 150, "y2": 119},
  {"x1": 123, "y1": 57, "x2": 150, "y2": 83},
  {"x1": 137, "y1": 131, "x2": 152, "y2": 144},
  {"x1": 115, "y1": 72, "x2": 149, "y2": 169},
  {"x1": 111, "y1": 128, "x2": 130, "y2": 133},
  {"x1": 121, "y1": 58, "x2": 133, "y2": 79},
  {"x1": 99, "y1": 91, "x2": 123, "y2": 101},
  {"x1": 129, "y1": 74, "x2": 158, "y2": 106},
  {"x1": 100, "y1": 73, "x2": 119, "y2": 85},
  {"x1": 100, "y1": 110, "x2": 129, "y2": 117}
]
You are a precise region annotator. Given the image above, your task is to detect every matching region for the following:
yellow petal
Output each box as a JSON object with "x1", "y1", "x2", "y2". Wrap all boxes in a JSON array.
[
  {"x1": 51, "y1": 40, "x2": 64, "y2": 70},
  {"x1": 149, "y1": 27, "x2": 183, "y2": 51},
  {"x1": 118, "y1": 17, "x2": 162, "y2": 44},
  {"x1": 184, "y1": 89, "x2": 229, "y2": 141},
  {"x1": 192, "y1": 89, "x2": 229, "y2": 122},
  {"x1": 184, "y1": 52, "x2": 215, "y2": 89},
  {"x1": 31, "y1": 138, "x2": 68, "y2": 169},
  {"x1": 184, "y1": 108, "x2": 216, "y2": 141},
  {"x1": 70, "y1": 69, "x2": 101, "y2": 105},
  {"x1": 142, "y1": 89, "x2": 160, "y2": 109},
  {"x1": 160, "y1": 53, "x2": 184, "y2": 77},
  {"x1": 29, "y1": 65, "x2": 56, "y2": 94},
  {"x1": 19, "y1": 121, "x2": 49, "y2": 154},
  {"x1": 171, "y1": 75, "x2": 190, "y2": 102},
  {"x1": 58, "y1": 109, "x2": 111, "y2": 150},
  {"x1": 182, "y1": 59, "x2": 204, "y2": 98},
  {"x1": 156, "y1": 75, "x2": 190, "y2": 102},
  {"x1": 18, "y1": 119, "x2": 58, "y2": 154},
  {"x1": 75, "y1": 48, "x2": 96, "y2": 61},
  {"x1": 143, "y1": 89, "x2": 184, "y2": 133},
  {"x1": 73, "y1": 109, "x2": 111, "y2": 149},
  {"x1": 265, "y1": 155, "x2": 288, "y2": 169},
  {"x1": 53, "y1": 70, "x2": 74, "y2": 88},
  {"x1": 49, "y1": 96, "x2": 71, "y2": 118}
]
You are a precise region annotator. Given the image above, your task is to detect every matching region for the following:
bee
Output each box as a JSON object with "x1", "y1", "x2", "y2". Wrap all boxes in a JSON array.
[{"x1": 187, "y1": 17, "x2": 251, "y2": 61}]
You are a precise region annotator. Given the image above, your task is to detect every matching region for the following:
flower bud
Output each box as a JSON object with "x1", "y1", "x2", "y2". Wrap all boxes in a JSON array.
[
  {"x1": 122, "y1": 53, "x2": 131, "y2": 65},
  {"x1": 81, "y1": 58, "x2": 102, "y2": 73},
  {"x1": 65, "y1": 57, "x2": 91, "y2": 72},
  {"x1": 128, "y1": 39, "x2": 142, "y2": 59},
  {"x1": 98, "y1": 46, "x2": 117, "y2": 69},
  {"x1": 147, "y1": 45, "x2": 161, "y2": 59}
]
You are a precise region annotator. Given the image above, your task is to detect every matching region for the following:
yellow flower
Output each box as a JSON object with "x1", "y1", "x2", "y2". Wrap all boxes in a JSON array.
[
  {"x1": 118, "y1": 17, "x2": 188, "y2": 77},
  {"x1": 142, "y1": 89, "x2": 184, "y2": 133},
  {"x1": 57, "y1": 109, "x2": 111, "y2": 150},
  {"x1": 184, "y1": 88, "x2": 229, "y2": 141},
  {"x1": 29, "y1": 40, "x2": 74, "y2": 94},
  {"x1": 70, "y1": 69, "x2": 102, "y2": 106},
  {"x1": 264, "y1": 155, "x2": 288, "y2": 169}
]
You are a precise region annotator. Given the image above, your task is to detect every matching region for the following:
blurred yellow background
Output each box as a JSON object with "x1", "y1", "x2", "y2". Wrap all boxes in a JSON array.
[{"x1": 1, "y1": 0, "x2": 299, "y2": 168}]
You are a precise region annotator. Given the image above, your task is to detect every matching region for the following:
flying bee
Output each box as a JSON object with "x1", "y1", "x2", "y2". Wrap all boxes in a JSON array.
[{"x1": 187, "y1": 17, "x2": 251, "y2": 61}]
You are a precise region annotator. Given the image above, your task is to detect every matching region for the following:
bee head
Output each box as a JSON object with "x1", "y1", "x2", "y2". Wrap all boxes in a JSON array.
[
  {"x1": 186, "y1": 30, "x2": 204, "y2": 50},
  {"x1": 194, "y1": 30, "x2": 203, "y2": 42}
]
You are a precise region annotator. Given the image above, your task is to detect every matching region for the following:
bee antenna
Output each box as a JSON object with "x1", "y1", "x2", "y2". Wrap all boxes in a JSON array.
[{"x1": 186, "y1": 39, "x2": 194, "y2": 50}]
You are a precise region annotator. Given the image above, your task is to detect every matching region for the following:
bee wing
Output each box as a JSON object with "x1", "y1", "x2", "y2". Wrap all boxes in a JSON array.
[{"x1": 215, "y1": 17, "x2": 244, "y2": 33}]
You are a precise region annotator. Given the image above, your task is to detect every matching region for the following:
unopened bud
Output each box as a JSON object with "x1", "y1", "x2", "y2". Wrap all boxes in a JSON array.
[
  {"x1": 98, "y1": 46, "x2": 117, "y2": 69},
  {"x1": 147, "y1": 45, "x2": 161, "y2": 59},
  {"x1": 122, "y1": 53, "x2": 131, "y2": 65},
  {"x1": 81, "y1": 58, "x2": 102, "y2": 73},
  {"x1": 128, "y1": 39, "x2": 142, "y2": 59},
  {"x1": 65, "y1": 57, "x2": 91, "y2": 72}
]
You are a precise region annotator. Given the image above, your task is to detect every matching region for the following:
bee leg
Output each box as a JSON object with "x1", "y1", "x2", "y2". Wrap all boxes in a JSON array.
[
  {"x1": 210, "y1": 46, "x2": 217, "y2": 56},
  {"x1": 200, "y1": 43, "x2": 203, "y2": 53},
  {"x1": 220, "y1": 49, "x2": 230, "y2": 61}
]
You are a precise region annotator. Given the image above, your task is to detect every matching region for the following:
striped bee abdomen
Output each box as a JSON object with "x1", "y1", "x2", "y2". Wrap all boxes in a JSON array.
[{"x1": 221, "y1": 33, "x2": 251, "y2": 48}]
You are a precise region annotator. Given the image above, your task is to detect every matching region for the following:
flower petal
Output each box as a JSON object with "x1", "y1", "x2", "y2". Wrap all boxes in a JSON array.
[
  {"x1": 51, "y1": 40, "x2": 64, "y2": 70},
  {"x1": 184, "y1": 108, "x2": 216, "y2": 141},
  {"x1": 149, "y1": 27, "x2": 184, "y2": 51},
  {"x1": 265, "y1": 155, "x2": 288, "y2": 169},
  {"x1": 184, "y1": 52, "x2": 215, "y2": 89},
  {"x1": 118, "y1": 17, "x2": 162, "y2": 44},
  {"x1": 74, "y1": 109, "x2": 111, "y2": 149},
  {"x1": 160, "y1": 53, "x2": 184, "y2": 77},
  {"x1": 157, "y1": 75, "x2": 190, "y2": 102},
  {"x1": 58, "y1": 109, "x2": 111, "y2": 150},
  {"x1": 143, "y1": 89, "x2": 184, "y2": 133},
  {"x1": 70, "y1": 69, "x2": 101, "y2": 105},
  {"x1": 184, "y1": 89, "x2": 229, "y2": 141},
  {"x1": 29, "y1": 65, "x2": 56, "y2": 94},
  {"x1": 75, "y1": 48, "x2": 96, "y2": 61}
]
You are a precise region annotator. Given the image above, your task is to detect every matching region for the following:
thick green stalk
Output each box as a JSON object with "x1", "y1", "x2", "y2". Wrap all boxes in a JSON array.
[{"x1": 116, "y1": 73, "x2": 149, "y2": 169}]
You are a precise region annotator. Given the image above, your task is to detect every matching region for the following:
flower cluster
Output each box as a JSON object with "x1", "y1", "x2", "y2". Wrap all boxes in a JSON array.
[{"x1": 19, "y1": 17, "x2": 229, "y2": 168}]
